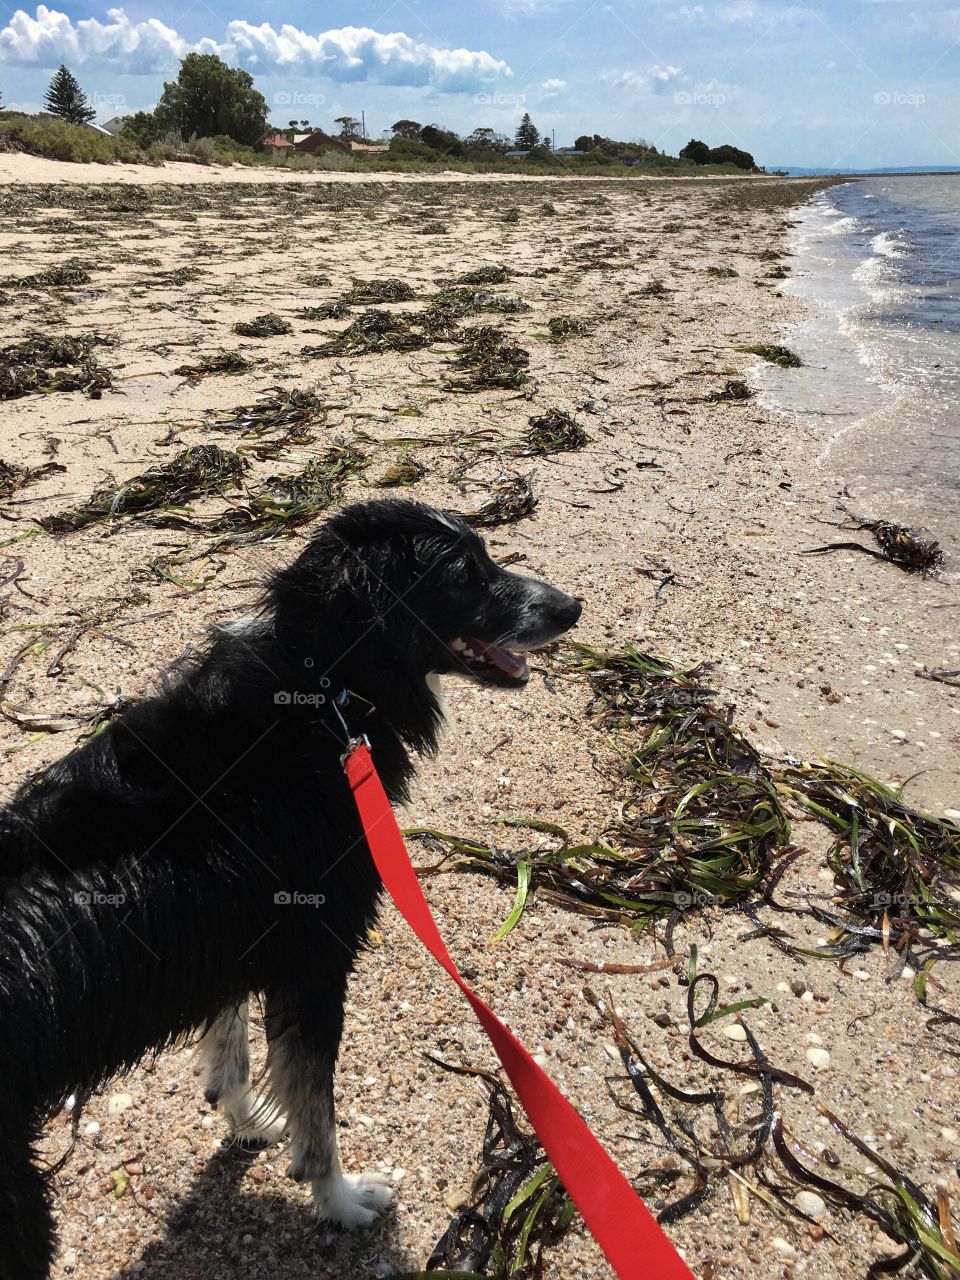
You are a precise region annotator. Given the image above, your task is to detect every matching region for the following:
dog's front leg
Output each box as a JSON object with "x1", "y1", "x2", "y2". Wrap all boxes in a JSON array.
[
  {"x1": 265, "y1": 988, "x2": 392, "y2": 1229},
  {"x1": 198, "y1": 1000, "x2": 286, "y2": 1147}
]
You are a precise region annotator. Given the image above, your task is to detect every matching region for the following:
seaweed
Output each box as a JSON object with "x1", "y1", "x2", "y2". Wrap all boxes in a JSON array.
[
  {"x1": 464, "y1": 475, "x2": 537, "y2": 526},
  {"x1": 232, "y1": 313, "x2": 293, "y2": 338},
  {"x1": 706, "y1": 265, "x2": 738, "y2": 278},
  {"x1": 152, "y1": 444, "x2": 369, "y2": 547},
  {"x1": 146, "y1": 266, "x2": 204, "y2": 287},
  {"x1": 300, "y1": 301, "x2": 349, "y2": 321},
  {"x1": 706, "y1": 379, "x2": 753, "y2": 402},
  {"x1": 211, "y1": 388, "x2": 326, "y2": 436},
  {"x1": 803, "y1": 518, "x2": 943, "y2": 577},
  {"x1": 173, "y1": 351, "x2": 253, "y2": 381},
  {"x1": 420, "y1": 1059, "x2": 575, "y2": 1278},
  {"x1": 39, "y1": 445, "x2": 247, "y2": 534},
  {"x1": 418, "y1": 220, "x2": 448, "y2": 235},
  {"x1": 456, "y1": 266, "x2": 511, "y2": 286},
  {"x1": 0, "y1": 459, "x2": 65, "y2": 498},
  {"x1": 0, "y1": 333, "x2": 114, "y2": 401},
  {"x1": 375, "y1": 454, "x2": 426, "y2": 487},
  {"x1": 343, "y1": 278, "x2": 417, "y2": 304},
  {"x1": 776, "y1": 760, "x2": 960, "y2": 946},
  {"x1": 546, "y1": 316, "x2": 592, "y2": 343},
  {"x1": 522, "y1": 409, "x2": 589, "y2": 456},
  {"x1": 302, "y1": 309, "x2": 432, "y2": 358},
  {"x1": 443, "y1": 326, "x2": 530, "y2": 394},
  {"x1": 2, "y1": 260, "x2": 92, "y2": 289},
  {"x1": 587, "y1": 982, "x2": 960, "y2": 1277},
  {"x1": 735, "y1": 344, "x2": 802, "y2": 368}
]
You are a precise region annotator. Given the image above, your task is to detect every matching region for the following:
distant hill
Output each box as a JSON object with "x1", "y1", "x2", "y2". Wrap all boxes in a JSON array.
[{"x1": 774, "y1": 164, "x2": 960, "y2": 176}]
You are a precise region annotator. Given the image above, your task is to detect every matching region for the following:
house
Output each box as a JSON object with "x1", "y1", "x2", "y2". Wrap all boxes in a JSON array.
[
  {"x1": 262, "y1": 133, "x2": 295, "y2": 153},
  {"x1": 348, "y1": 141, "x2": 389, "y2": 154},
  {"x1": 504, "y1": 149, "x2": 529, "y2": 159},
  {"x1": 293, "y1": 130, "x2": 349, "y2": 154},
  {"x1": 100, "y1": 116, "x2": 127, "y2": 135},
  {"x1": 555, "y1": 147, "x2": 586, "y2": 157}
]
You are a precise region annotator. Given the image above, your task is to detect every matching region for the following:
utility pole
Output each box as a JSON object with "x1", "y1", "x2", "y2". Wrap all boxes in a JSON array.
[
  {"x1": 361, "y1": 110, "x2": 366, "y2": 141},
  {"x1": 552, "y1": 128, "x2": 556, "y2": 150}
]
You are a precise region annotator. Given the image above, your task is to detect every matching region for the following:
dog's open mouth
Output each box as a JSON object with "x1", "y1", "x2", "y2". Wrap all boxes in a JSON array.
[{"x1": 449, "y1": 635, "x2": 529, "y2": 684}]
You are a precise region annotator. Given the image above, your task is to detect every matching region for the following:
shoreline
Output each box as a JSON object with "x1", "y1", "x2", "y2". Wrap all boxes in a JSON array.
[{"x1": 1, "y1": 170, "x2": 956, "y2": 1280}]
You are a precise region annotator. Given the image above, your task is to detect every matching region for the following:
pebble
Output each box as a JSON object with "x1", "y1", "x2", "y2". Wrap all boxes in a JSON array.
[
  {"x1": 795, "y1": 1191, "x2": 827, "y2": 1220},
  {"x1": 806, "y1": 1047, "x2": 832, "y2": 1069},
  {"x1": 941, "y1": 1127, "x2": 959, "y2": 1143},
  {"x1": 107, "y1": 1092, "x2": 134, "y2": 1115},
  {"x1": 722, "y1": 1024, "x2": 747, "y2": 1042},
  {"x1": 853, "y1": 968, "x2": 870, "y2": 981},
  {"x1": 84, "y1": 1120, "x2": 100, "y2": 1137},
  {"x1": 772, "y1": 1237, "x2": 797, "y2": 1259},
  {"x1": 945, "y1": 809, "x2": 960, "y2": 823}
]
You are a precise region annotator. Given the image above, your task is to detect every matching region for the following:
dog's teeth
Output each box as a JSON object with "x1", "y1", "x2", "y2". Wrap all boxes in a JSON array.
[
  {"x1": 451, "y1": 638, "x2": 467, "y2": 652},
  {"x1": 463, "y1": 648, "x2": 476, "y2": 659}
]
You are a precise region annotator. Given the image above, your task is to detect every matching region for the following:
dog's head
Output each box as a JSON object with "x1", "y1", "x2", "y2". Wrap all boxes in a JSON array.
[{"x1": 267, "y1": 500, "x2": 581, "y2": 700}]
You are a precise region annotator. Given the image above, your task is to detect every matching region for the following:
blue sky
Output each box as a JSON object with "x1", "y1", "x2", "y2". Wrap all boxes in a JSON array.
[{"x1": 1, "y1": 1, "x2": 959, "y2": 167}]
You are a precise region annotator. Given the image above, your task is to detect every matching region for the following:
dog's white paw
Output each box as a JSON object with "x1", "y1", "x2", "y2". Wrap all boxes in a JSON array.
[
  {"x1": 221, "y1": 1091, "x2": 287, "y2": 1149},
  {"x1": 230, "y1": 1110, "x2": 288, "y2": 1149},
  {"x1": 312, "y1": 1171, "x2": 393, "y2": 1229}
]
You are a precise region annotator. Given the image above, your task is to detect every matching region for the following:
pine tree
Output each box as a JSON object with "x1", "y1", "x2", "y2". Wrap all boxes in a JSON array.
[
  {"x1": 44, "y1": 65, "x2": 95, "y2": 125},
  {"x1": 514, "y1": 112, "x2": 540, "y2": 150}
]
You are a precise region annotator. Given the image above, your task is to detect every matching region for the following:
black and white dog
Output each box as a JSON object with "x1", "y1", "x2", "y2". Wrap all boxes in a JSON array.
[{"x1": 0, "y1": 499, "x2": 581, "y2": 1279}]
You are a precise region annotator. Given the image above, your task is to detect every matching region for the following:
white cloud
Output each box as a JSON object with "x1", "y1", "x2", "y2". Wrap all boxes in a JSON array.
[
  {"x1": 0, "y1": 7, "x2": 512, "y2": 90},
  {"x1": 539, "y1": 77, "x2": 566, "y2": 98},
  {"x1": 603, "y1": 64, "x2": 682, "y2": 95}
]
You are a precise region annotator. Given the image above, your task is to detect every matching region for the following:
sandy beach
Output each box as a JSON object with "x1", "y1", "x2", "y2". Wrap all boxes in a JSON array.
[{"x1": 0, "y1": 158, "x2": 957, "y2": 1280}]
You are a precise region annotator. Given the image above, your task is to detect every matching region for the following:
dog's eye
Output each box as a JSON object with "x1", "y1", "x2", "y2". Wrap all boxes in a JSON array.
[{"x1": 451, "y1": 559, "x2": 474, "y2": 585}]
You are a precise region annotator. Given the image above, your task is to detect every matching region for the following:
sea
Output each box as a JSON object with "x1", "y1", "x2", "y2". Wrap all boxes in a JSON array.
[{"x1": 753, "y1": 173, "x2": 960, "y2": 574}]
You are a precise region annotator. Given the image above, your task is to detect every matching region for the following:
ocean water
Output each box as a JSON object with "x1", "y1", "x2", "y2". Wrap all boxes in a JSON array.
[{"x1": 753, "y1": 174, "x2": 960, "y2": 573}]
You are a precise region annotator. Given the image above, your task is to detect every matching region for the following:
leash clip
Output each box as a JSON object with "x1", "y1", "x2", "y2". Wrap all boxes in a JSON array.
[{"x1": 333, "y1": 687, "x2": 374, "y2": 764}]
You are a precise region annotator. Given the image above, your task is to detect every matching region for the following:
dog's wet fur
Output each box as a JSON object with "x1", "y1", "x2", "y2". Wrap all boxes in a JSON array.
[{"x1": 0, "y1": 500, "x2": 581, "y2": 1278}]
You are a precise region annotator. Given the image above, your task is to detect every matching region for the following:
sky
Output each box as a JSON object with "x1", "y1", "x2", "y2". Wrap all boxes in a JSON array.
[{"x1": 1, "y1": 1, "x2": 959, "y2": 168}]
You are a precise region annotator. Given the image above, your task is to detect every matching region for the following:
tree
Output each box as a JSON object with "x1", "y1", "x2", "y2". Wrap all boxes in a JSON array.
[
  {"x1": 154, "y1": 53, "x2": 267, "y2": 145},
  {"x1": 44, "y1": 65, "x2": 95, "y2": 125},
  {"x1": 679, "y1": 138, "x2": 711, "y2": 165},
  {"x1": 334, "y1": 115, "x2": 362, "y2": 141},
  {"x1": 514, "y1": 112, "x2": 540, "y2": 149},
  {"x1": 419, "y1": 124, "x2": 462, "y2": 155},
  {"x1": 707, "y1": 143, "x2": 755, "y2": 170},
  {"x1": 390, "y1": 119, "x2": 422, "y2": 139},
  {"x1": 119, "y1": 110, "x2": 164, "y2": 149}
]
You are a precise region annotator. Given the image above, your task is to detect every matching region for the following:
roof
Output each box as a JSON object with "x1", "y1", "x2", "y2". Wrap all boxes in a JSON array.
[
  {"x1": 293, "y1": 130, "x2": 348, "y2": 153},
  {"x1": 262, "y1": 134, "x2": 294, "y2": 148}
]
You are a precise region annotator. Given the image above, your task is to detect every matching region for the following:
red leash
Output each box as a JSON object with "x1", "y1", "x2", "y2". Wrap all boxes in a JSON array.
[{"x1": 344, "y1": 739, "x2": 695, "y2": 1280}]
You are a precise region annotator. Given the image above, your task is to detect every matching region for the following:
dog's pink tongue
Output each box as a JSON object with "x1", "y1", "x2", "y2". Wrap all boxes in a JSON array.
[{"x1": 472, "y1": 638, "x2": 528, "y2": 678}]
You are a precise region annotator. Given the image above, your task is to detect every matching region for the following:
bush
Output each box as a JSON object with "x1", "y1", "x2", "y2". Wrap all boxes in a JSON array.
[
  {"x1": 388, "y1": 135, "x2": 445, "y2": 163},
  {"x1": 0, "y1": 111, "x2": 155, "y2": 165}
]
